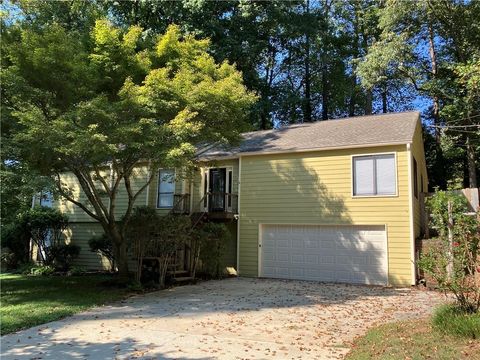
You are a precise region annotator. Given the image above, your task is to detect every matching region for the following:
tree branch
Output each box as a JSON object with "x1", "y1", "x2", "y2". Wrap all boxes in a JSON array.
[{"x1": 54, "y1": 173, "x2": 101, "y2": 221}]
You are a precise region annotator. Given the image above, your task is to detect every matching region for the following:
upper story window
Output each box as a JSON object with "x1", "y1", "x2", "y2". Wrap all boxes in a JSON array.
[
  {"x1": 353, "y1": 154, "x2": 396, "y2": 196},
  {"x1": 157, "y1": 169, "x2": 175, "y2": 208}
]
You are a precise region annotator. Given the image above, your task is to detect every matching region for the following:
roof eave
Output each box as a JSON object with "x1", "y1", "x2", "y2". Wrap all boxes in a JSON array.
[{"x1": 197, "y1": 140, "x2": 411, "y2": 161}]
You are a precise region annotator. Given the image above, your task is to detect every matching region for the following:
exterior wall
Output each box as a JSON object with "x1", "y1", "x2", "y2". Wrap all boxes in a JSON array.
[
  {"x1": 223, "y1": 222, "x2": 238, "y2": 268},
  {"x1": 54, "y1": 166, "x2": 149, "y2": 222},
  {"x1": 238, "y1": 144, "x2": 413, "y2": 286},
  {"x1": 411, "y1": 122, "x2": 429, "y2": 238},
  {"x1": 53, "y1": 161, "x2": 239, "y2": 271},
  {"x1": 64, "y1": 222, "x2": 111, "y2": 270}
]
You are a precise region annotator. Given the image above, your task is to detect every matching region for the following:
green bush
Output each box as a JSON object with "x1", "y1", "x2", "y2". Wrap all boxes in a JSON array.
[
  {"x1": 17, "y1": 261, "x2": 36, "y2": 275},
  {"x1": 198, "y1": 223, "x2": 230, "y2": 278},
  {"x1": 418, "y1": 190, "x2": 480, "y2": 312},
  {"x1": 30, "y1": 265, "x2": 55, "y2": 276},
  {"x1": 88, "y1": 234, "x2": 115, "y2": 271},
  {"x1": 67, "y1": 266, "x2": 86, "y2": 276},
  {"x1": 1, "y1": 222, "x2": 31, "y2": 269},
  {"x1": 433, "y1": 304, "x2": 480, "y2": 339},
  {"x1": 46, "y1": 244, "x2": 81, "y2": 271},
  {"x1": 126, "y1": 207, "x2": 191, "y2": 287}
]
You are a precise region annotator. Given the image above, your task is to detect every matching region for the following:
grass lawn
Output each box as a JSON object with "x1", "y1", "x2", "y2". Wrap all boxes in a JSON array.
[
  {"x1": 0, "y1": 273, "x2": 133, "y2": 335},
  {"x1": 346, "y1": 318, "x2": 480, "y2": 360}
]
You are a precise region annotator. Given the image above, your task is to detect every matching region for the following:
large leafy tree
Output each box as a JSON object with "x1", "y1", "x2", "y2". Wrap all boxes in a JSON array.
[{"x1": 2, "y1": 19, "x2": 256, "y2": 278}]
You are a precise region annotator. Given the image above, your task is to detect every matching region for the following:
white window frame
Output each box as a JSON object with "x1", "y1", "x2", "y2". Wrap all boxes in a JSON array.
[
  {"x1": 351, "y1": 152, "x2": 398, "y2": 198},
  {"x1": 156, "y1": 168, "x2": 176, "y2": 209}
]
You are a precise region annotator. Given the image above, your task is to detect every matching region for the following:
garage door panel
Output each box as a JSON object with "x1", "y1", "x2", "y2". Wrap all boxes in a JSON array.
[{"x1": 260, "y1": 224, "x2": 387, "y2": 285}]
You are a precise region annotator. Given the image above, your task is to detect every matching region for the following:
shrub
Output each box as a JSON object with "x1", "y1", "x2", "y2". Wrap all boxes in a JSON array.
[
  {"x1": 126, "y1": 207, "x2": 191, "y2": 287},
  {"x1": 88, "y1": 234, "x2": 115, "y2": 271},
  {"x1": 0, "y1": 222, "x2": 31, "y2": 269},
  {"x1": 67, "y1": 266, "x2": 87, "y2": 276},
  {"x1": 30, "y1": 265, "x2": 55, "y2": 276},
  {"x1": 433, "y1": 304, "x2": 480, "y2": 339},
  {"x1": 46, "y1": 244, "x2": 81, "y2": 271},
  {"x1": 198, "y1": 223, "x2": 230, "y2": 278},
  {"x1": 17, "y1": 261, "x2": 36, "y2": 275},
  {"x1": 418, "y1": 190, "x2": 480, "y2": 312}
]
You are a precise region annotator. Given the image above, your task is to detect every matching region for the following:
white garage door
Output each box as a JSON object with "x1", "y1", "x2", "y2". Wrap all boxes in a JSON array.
[{"x1": 260, "y1": 224, "x2": 388, "y2": 285}]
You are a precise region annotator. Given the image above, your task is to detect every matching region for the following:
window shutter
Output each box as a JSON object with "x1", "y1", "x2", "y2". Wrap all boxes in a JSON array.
[
  {"x1": 354, "y1": 157, "x2": 375, "y2": 195},
  {"x1": 375, "y1": 155, "x2": 396, "y2": 195}
]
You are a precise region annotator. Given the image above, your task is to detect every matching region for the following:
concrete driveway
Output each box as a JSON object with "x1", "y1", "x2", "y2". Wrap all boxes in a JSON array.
[{"x1": 1, "y1": 278, "x2": 444, "y2": 360}]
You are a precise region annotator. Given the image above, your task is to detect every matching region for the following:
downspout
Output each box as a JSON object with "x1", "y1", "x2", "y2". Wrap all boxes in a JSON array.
[
  {"x1": 407, "y1": 143, "x2": 416, "y2": 285},
  {"x1": 236, "y1": 156, "x2": 242, "y2": 275}
]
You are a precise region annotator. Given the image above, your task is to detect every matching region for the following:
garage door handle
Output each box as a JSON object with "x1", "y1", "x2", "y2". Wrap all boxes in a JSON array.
[{"x1": 258, "y1": 244, "x2": 262, "y2": 248}]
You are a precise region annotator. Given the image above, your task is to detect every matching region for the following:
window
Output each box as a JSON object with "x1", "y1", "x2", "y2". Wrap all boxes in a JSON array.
[
  {"x1": 227, "y1": 169, "x2": 233, "y2": 208},
  {"x1": 353, "y1": 154, "x2": 396, "y2": 196},
  {"x1": 413, "y1": 157, "x2": 418, "y2": 198},
  {"x1": 157, "y1": 169, "x2": 175, "y2": 208}
]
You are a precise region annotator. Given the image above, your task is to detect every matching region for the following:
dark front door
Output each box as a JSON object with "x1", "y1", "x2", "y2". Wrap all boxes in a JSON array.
[{"x1": 209, "y1": 168, "x2": 226, "y2": 212}]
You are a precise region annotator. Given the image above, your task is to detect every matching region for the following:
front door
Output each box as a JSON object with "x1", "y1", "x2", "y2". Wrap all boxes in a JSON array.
[{"x1": 209, "y1": 168, "x2": 226, "y2": 212}]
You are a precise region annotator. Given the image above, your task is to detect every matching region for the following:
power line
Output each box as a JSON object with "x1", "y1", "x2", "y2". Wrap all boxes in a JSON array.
[{"x1": 427, "y1": 125, "x2": 480, "y2": 130}]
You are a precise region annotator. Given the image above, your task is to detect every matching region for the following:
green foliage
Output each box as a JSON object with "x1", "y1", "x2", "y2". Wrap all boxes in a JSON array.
[
  {"x1": 1, "y1": 221, "x2": 31, "y2": 268},
  {"x1": 2, "y1": 17, "x2": 256, "y2": 278},
  {"x1": 46, "y1": 244, "x2": 80, "y2": 271},
  {"x1": 418, "y1": 190, "x2": 480, "y2": 312},
  {"x1": 433, "y1": 304, "x2": 480, "y2": 339},
  {"x1": 88, "y1": 234, "x2": 115, "y2": 271},
  {"x1": 29, "y1": 265, "x2": 55, "y2": 276},
  {"x1": 126, "y1": 207, "x2": 192, "y2": 286},
  {"x1": 357, "y1": 0, "x2": 480, "y2": 189},
  {"x1": 67, "y1": 266, "x2": 87, "y2": 276},
  {"x1": 20, "y1": 207, "x2": 70, "y2": 265},
  {"x1": 198, "y1": 223, "x2": 230, "y2": 278}
]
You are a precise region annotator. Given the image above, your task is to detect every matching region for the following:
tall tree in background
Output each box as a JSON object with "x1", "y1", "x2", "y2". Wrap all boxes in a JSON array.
[
  {"x1": 357, "y1": 0, "x2": 479, "y2": 189},
  {"x1": 2, "y1": 0, "x2": 478, "y2": 201}
]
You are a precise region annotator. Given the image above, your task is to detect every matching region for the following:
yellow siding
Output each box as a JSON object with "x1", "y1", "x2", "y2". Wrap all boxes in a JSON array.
[
  {"x1": 55, "y1": 166, "x2": 149, "y2": 222},
  {"x1": 64, "y1": 222, "x2": 111, "y2": 270},
  {"x1": 238, "y1": 145, "x2": 413, "y2": 286},
  {"x1": 411, "y1": 122, "x2": 429, "y2": 238}
]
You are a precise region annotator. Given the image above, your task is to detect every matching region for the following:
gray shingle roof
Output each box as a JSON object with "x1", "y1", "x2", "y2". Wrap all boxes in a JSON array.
[{"x1": 197, "y1": 111, "x2": 420, "y2": 160}]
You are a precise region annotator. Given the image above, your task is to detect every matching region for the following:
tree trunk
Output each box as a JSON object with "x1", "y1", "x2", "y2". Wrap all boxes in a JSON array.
[
  {"x1": 428, "y1": 22, "x2": 441, "y2": 144},
  {"x1": 364, "y1": 89, "x2": 373, "y2": 115},
  {"x1": 108, "y1": 224, "x2": 130, "y2": 279},
  {"x1": 466, "y1": 135, "x2": 478, "y2": 188},
  {"x1": 303, "y1": 0, "x2": 312, "y2": 122},
  {"x1": 321, "y1": 62, "x2": 328, "y2": 120},
  {"x1": 382, "y1": 88, "x2": 388, "y2": 113}
]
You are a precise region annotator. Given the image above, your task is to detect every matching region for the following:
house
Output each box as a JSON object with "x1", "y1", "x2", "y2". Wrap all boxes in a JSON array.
[{"x1": 51, "y1": 111, "x2": 428, "y2": 286}]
